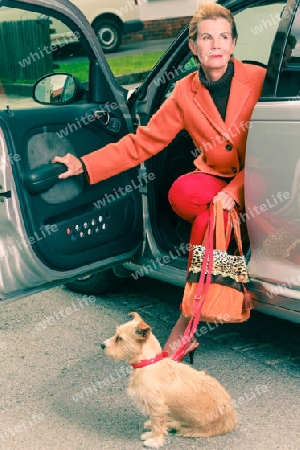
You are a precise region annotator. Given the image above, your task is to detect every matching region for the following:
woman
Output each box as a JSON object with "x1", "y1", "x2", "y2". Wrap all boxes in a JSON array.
[{"x1": 53, "y1": 4, "x2": 266, "y2": 360}]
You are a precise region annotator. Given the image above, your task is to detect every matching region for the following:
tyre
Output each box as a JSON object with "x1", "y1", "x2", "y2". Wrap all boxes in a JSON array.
[
  {"x1": 93, "y1": 18, "x2": 122, "y2": 53},
  {"x1": 64, "y1": 268, "x2": 125, "y2": 295}
]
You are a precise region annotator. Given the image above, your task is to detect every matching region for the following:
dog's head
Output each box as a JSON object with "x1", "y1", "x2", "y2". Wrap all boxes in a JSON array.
[{"x1": 101, "y1": 312, "x2": 152, "y2": 364}]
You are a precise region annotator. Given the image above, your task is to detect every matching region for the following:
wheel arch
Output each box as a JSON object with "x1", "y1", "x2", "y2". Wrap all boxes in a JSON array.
[{"x1": 91, "y1": 13, "x2": 124, "y2": 32}]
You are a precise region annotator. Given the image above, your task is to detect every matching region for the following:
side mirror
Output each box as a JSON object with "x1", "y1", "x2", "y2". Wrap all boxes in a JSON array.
[{"x1": 32, "y1": 73, "x2": 86, "y2": 105}]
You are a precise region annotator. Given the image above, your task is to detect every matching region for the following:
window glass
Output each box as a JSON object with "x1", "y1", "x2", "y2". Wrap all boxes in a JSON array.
[
  {"x1": 275, "y1": 4, "x2": 300, "y2": 97},
  {"x1": 162, "y1": 55, "x2": 198, "y2": 100},
  {"x1": 0, "y1": 6, "x2": 89, "y2": 107},
  {"x1": 233, "y1": 2, "x2": 286, "y2": 65}
]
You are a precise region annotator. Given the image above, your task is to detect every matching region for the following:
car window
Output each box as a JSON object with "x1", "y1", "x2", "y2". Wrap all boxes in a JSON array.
[
  {"x1": 0, "y1": 6, "x2": 89, "y2": 107},
  {"x1": 233, "y1": 2, "x2": 286, "y2": 65},
  {"x1": 162, "y1": 56, "x2": 198, "y2": 100},
  {"x1": 274, "y1": 2, "x2": 300, "y2": 97}
]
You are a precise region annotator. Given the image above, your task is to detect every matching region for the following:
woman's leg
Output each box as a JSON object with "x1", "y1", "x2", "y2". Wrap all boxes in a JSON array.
[
  {"x1": 168, "y1": 172, "x2": 225, "y2": 221},
  {"x1": 164, "y1": 312, "x2": 190, "y2": 356},
  {"x1": 164, "y1": 173, "x2": 228, "y2": 356}
]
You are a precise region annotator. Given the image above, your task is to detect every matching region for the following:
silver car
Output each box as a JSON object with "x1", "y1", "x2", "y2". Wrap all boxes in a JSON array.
[{"x1": 0, "y1": 0, "x2": 299, "y2": 323}]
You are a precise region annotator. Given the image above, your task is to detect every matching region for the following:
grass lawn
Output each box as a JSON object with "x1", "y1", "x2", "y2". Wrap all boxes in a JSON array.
[
  {"x1": 56, "y1": 51, "x2": 164, "y2": 81},
  {"x1": 107, "y1": 51, "x2": 164, "y2": 75}
]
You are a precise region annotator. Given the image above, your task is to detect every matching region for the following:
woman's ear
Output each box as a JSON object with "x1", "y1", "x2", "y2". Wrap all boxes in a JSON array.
[
  {"x1": 231, "y1": 38, "x2": 236, "y2": 54},
  {"x1": 189, "y1": 39, "x2": 198, "y2": 56}
]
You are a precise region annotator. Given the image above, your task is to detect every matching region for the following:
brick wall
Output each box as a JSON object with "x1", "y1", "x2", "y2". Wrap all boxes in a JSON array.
[{"x1": 123, "y1": 16, "x2": 192, "y2": 44}]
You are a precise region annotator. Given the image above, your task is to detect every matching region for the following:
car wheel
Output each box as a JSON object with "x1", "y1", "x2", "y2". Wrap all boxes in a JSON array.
[
  {"x1": 93, "y1": 18, "x2": 122, "y2": 53},
  {"x1": 64, "y1": 268, "x2": 125, "y2": 295}
]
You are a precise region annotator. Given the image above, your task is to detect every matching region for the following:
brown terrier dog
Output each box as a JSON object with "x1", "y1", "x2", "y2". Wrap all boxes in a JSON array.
[{"x1": 101, "y1": 312, "x2": 236, "y2": 449}]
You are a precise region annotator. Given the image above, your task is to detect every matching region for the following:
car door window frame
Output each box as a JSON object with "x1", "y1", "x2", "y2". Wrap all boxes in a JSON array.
[{"x1": 262, "y1": 0, "x2": 300, "y2": 98}]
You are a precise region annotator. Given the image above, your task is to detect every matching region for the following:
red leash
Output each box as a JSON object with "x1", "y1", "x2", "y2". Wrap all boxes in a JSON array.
[{"x1": 172, "y1": 204, "x2": 215, "y2": 362}]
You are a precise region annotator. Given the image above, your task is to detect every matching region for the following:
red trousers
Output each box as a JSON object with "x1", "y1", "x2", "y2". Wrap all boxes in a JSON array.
[{"x1": 168, "y1": 172, "x2": 228, "y2": 268}]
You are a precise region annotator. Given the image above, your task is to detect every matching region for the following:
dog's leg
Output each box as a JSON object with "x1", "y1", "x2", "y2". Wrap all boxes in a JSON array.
[
  {"x1": 143, "y1": 418, "x2": 151, "y2": 431},
  {"x1": 165, "y1": 417, "x2": 181, "y2": 433},
  {"x1": 143, "y1": 417, "x2": 180, "y2": 435},
  {"x1": 176, "y1": 425, "x2": 213, "y2": 438},
  {"x1": 141, "y1": 407, "x2": 168, "y2": 449}
]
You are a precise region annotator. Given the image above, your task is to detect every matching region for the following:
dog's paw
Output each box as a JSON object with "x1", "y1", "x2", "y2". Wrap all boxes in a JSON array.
[
  {"x1": 143, "y1": 419, "x2": 151, "y2": 431},
  {"x1": 166, "y1": 418, "x2": 181, "y2": 433},
  {"x1": 142, "y1": 436, "x2": 165, "y2": 448},
  {"x1": 141, "y1": 431, "x2": 153, "y2": 441}
]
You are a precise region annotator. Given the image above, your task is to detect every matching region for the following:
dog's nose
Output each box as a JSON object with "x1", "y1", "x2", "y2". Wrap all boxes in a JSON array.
[{"x1": 101, "y1": 343, "x2": 106, "y2": 350}]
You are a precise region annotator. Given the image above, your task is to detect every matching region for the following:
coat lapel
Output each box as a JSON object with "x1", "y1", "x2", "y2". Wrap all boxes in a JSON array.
[
  {"x1": 193, "y1": 82, "x2": 230, "y2": 139},
  {"x1": 225, "y1": 76, "x2": 251, "y2": 129}
]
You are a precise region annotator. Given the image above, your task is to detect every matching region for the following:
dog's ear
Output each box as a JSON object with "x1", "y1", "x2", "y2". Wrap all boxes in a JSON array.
[
  {"x1": 135, "y1": 320, "x2": 151, "y2": 341},
  {"x1": 128, "y1": 312, "x2": 142, "y2": 322}
]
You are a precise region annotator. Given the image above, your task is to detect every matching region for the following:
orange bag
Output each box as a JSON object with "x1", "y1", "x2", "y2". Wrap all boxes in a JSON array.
[{"x1": 182, "y1": 201, "x2": 253, "y2": 323}]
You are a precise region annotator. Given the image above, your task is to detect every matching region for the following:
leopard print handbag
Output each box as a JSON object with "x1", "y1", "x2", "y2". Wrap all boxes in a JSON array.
[
  {"x1": 189, "y1": 245, "x2": 249, "y2": 283},
  {"x1": 182, "y1": 202, "x2": 253, "y2": 323}
]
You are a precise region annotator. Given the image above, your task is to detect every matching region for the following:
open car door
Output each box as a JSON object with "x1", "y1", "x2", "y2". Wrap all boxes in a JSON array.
[
  {"x1": 0, "y1": 0, "x2": 142, "y2": 302},
  {"x1": 244, "y1": 0, "x2": 300, "y2": 320}
]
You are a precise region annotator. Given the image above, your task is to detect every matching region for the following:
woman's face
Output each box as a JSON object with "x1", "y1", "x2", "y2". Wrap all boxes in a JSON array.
[{"x1": 189, "y1": 18, "x2": 236, "y2": 80}]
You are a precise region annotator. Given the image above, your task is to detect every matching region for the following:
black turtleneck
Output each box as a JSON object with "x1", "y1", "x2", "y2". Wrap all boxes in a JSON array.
[{"x1": 199, "y1": 60, "x2": 234, "y2": 121}]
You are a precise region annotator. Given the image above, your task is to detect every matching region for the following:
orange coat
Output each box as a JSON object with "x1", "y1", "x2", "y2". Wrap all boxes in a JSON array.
[{"x1": 82, "y1": 59, "x2": 266, "y2": 207}]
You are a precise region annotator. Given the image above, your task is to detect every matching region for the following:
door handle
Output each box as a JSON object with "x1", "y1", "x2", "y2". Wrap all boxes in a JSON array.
[
  {"x1": 92, "y1": 109, "x2": 121, "y2": 134},
  {"x1": 23, "y1": 162, "x2": 67, "y2": 196},
  {"x1": 94, "y1": 110, "x2": 110, "y2": 125}
]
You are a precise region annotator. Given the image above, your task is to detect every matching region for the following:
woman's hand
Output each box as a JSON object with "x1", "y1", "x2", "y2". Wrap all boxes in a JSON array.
[
  {"x1": 52, "y1": 153, "x2": 83, "y2": 179},
  {"x1": 213, "y1": 191, "x2": 236, "y2": 211}
]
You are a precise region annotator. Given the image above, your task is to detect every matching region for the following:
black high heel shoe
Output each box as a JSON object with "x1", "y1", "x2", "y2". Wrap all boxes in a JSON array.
[{"x1": 183, "y1": 338, "x2": 200, "y2": 364}]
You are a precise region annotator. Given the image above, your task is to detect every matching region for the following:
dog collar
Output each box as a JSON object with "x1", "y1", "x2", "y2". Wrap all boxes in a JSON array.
[{"x1": 131, "y1": 351, "x2": 169, "y2": 369}]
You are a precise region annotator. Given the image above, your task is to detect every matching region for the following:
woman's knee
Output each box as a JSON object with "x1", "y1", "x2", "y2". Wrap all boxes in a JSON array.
[
  {"x1": 168, "y1": 173, "x2": 227, "y2": 220},
  {"x1": 168, "y1": 175, "x2": 192, "y2": 205},
  {"x1": 168, "y1": 174, "x2": 206, "y2": 222},
  {"x1": 168, "y1": 174, "x2": 198, "y2": 219}
]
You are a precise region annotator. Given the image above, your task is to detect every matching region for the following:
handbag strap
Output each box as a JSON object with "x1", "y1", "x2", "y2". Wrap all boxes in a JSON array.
[
  {"x1": 228, "y1": 209, "x2": 253, "y2": 310},
  {"x1": 214, "y1": 200, "x2": 226, "y2": 251},
  {"x1": 202, "y1": 201, "x2": 230, "y2": 251},
  {"x1": 172, "y1": 203, "x2": 215, "y2": 361},
  {"x1": 210, "y1": 200, "x2": 234, "y2": 252},
  {"x1": 228, "y1": 209, "x2": 243, "y2": 256}
]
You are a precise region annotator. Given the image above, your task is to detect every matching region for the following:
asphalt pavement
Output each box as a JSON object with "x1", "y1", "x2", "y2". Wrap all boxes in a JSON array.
[{"x1": 0, "y1": 277, "x2": 299, "y2": 450}]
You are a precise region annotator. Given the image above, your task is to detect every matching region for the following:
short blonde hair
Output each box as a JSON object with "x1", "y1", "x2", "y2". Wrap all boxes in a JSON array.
[{"x1": 189, "y1": 3, "x2": 238, "y2": 42}]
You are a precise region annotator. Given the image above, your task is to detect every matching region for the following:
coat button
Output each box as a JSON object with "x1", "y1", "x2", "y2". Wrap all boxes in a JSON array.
[
  {"x1": 232, "y1": 167, "x2": 237, "y2": 174},
  {"x1": 225, "y1": 144, "x2": 232, "y2": 151}
]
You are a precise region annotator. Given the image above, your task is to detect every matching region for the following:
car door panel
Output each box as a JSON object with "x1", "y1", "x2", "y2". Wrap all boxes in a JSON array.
[
  {"x1": 0, "y1": 1, "x2": 142, "y2": 299},
  {"x1": 245, "y1": 105, "x2": 300, "y2": 297},
  {"x1": 245, "y1": 0, "x2": 300, "y2": 313},
  {"x1": 0, "y1": 103, "x2": 142, "y2": 272}
]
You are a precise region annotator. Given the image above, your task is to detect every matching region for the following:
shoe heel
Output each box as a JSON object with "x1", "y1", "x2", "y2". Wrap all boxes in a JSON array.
[{"x1": 189, "y1": 349, "x2": 195, "y2": 365}]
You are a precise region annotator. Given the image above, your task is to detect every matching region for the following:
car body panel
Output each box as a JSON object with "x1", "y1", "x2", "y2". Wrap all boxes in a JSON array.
[{"x1": 71, "y1": 0, "x2": 142, "y2": 27}]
